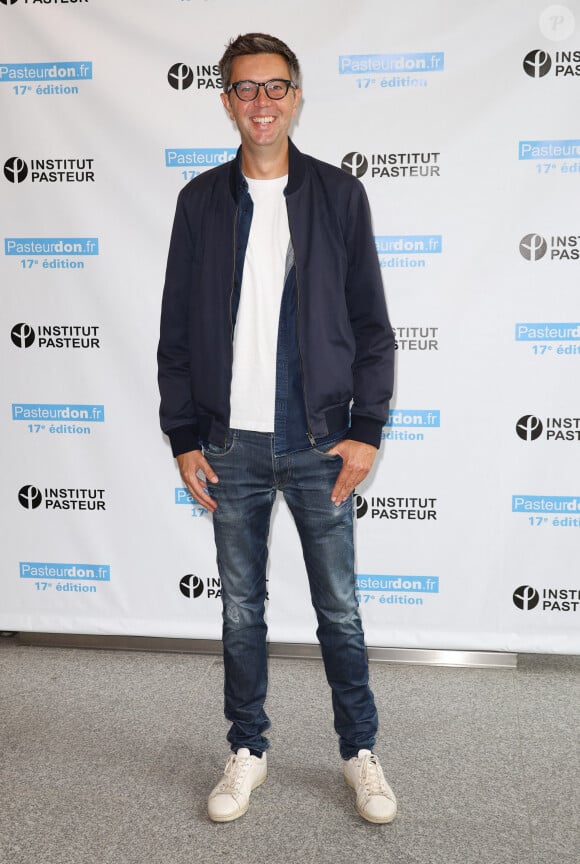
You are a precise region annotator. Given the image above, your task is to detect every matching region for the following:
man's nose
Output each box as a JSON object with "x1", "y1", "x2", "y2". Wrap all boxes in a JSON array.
[{"x1": 255, "y1": 84, "x2": 272, "y2": 105}]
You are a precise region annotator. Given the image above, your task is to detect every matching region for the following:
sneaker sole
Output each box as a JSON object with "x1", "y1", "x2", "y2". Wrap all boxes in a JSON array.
[
  {"x1": 207, "y1": 770, "x2": 267, "y2": 823},
  {"x1": 344, "y1": 773, "x2": 397, "y2": 825},
  {"x1": 355, "y1": 800, "x2": 397, "y2": 824}
]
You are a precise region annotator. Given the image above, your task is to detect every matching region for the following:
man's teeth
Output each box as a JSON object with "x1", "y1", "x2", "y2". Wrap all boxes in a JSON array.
[{"x1": 253, "y1": 116, "x2": 275, "y2": 124}]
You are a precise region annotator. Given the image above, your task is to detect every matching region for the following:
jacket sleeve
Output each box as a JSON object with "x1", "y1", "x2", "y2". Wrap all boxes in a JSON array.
[
  {"x1": 157, "y1": 190, "x2": 201, "y2": 456},
  {"x1": 344, "y1": 181, "x2": 395, "y2": 449}
]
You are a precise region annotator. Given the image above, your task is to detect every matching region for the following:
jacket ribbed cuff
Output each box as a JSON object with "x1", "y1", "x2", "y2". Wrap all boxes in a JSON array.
[
  {"x1": 168, "y1": 424, "x2": 201, "y2": 457},
  {"x1": 347, "y1": 415, "x2": 385, "y2": 449}
]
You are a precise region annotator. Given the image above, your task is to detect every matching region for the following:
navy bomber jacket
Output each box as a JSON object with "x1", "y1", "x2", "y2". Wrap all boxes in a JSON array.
[{"x1": 158, "y1": 138, "x2": 395, "y2": 457}]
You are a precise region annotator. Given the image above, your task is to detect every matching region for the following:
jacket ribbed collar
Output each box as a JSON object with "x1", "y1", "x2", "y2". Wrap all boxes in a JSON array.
[{"x1": 228, "y1": 137, "x2": 306, "y2": 200}]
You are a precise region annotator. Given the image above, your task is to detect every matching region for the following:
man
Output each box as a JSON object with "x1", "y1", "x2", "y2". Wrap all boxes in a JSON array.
[{"x1": 158, "y1": 33, "x2": 396, "y2": 825}]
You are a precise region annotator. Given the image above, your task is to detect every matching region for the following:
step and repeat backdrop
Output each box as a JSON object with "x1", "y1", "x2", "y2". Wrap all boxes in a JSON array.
[{"x1": 1, "y1": 0, "x2": 579, "y2": 653}]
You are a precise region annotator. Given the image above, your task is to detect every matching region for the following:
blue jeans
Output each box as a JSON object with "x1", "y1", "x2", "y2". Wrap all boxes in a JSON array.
[{"x1": 205, "y1": 429, "x2": 378, "y2": 760}]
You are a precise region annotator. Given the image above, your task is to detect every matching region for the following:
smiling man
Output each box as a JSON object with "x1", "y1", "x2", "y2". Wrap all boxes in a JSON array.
[{"x1": 158, "y1": 33, "x2": 396, "y2": 825}]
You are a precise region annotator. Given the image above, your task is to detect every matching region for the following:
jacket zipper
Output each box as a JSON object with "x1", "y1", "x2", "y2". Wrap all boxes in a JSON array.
[
  {"x1": 230, "y1": 205, "x2": 237, "y2": 342},
  {"x1": 225, "y1": 205, "x2": 238, "y2": 435},
  {"x1": 288, "y1": 216, "x2": 316, "y2": 447}
]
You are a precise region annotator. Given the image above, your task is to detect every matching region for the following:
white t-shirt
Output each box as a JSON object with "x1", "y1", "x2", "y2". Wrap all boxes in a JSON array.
[{"x1": 229, "y1": 175, "x2": 290, "y2": 432}]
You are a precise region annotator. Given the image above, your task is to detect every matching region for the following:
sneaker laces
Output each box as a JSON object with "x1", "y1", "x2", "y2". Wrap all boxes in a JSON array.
[
  {"x1": 216, "y1": 752, "x2": 252, "y2": 795},
  {"x1": 359, "y1": 753, "x2": 388, "y2": 797}
]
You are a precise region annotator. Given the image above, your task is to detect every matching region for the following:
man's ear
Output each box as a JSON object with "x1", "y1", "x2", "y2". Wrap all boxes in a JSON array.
[
  {"x1": 291, "y1": 87, "x2": 302, "y2": 117},
  {"x1": 220, "y1": 92, "x2": 235, "y2": 121}
]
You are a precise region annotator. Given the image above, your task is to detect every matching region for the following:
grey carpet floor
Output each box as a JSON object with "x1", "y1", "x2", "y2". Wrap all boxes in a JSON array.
[{"x1": 0, "y1": 637, "x2": 578, "y2": 864}]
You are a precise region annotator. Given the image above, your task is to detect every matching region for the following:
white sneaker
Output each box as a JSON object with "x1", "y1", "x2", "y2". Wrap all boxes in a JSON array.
[
  {"x1": 207, "y1": 748, "x2": 267, "y2": 822},
  {"x1": 343, "y1": 749, "x2": 397, "y2": 824}
]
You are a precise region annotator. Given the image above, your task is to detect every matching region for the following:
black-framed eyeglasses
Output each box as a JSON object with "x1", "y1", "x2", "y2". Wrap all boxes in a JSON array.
[{"x1": 226, "y1": 79, "x2": 297, "y2": 101}]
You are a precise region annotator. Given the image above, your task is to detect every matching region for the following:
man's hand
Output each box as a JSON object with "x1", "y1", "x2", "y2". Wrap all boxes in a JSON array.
[
  {"x1": 326, "y1": 439, "x2": 378, "y2": 506},
  {"x1": 176, "y1": 449, "x2": 219, "y2": 513}
]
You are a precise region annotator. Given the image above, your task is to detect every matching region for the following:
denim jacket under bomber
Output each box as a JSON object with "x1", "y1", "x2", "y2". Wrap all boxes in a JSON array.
[{"x1": 157, "y1": 138, "x2": 395, "y2": 457}]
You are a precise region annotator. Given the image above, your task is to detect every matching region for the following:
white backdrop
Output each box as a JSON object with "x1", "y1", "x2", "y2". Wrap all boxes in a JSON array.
[{"x1": 1, "y1": 0, "x2": 579, "y2": 653}]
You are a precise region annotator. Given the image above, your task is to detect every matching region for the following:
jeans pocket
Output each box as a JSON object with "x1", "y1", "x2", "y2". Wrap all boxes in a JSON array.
[
  {"x1": 311, "y1": 440, "x2": 343, "y2": 459},
  {"x1": 202, "y1": 431, "x2": 236, "y2": 458}
]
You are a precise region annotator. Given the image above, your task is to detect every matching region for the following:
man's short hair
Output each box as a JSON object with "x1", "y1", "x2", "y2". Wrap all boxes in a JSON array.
[{"x1": 219, "y1": 33, "x2": 301, "y2": 91}]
